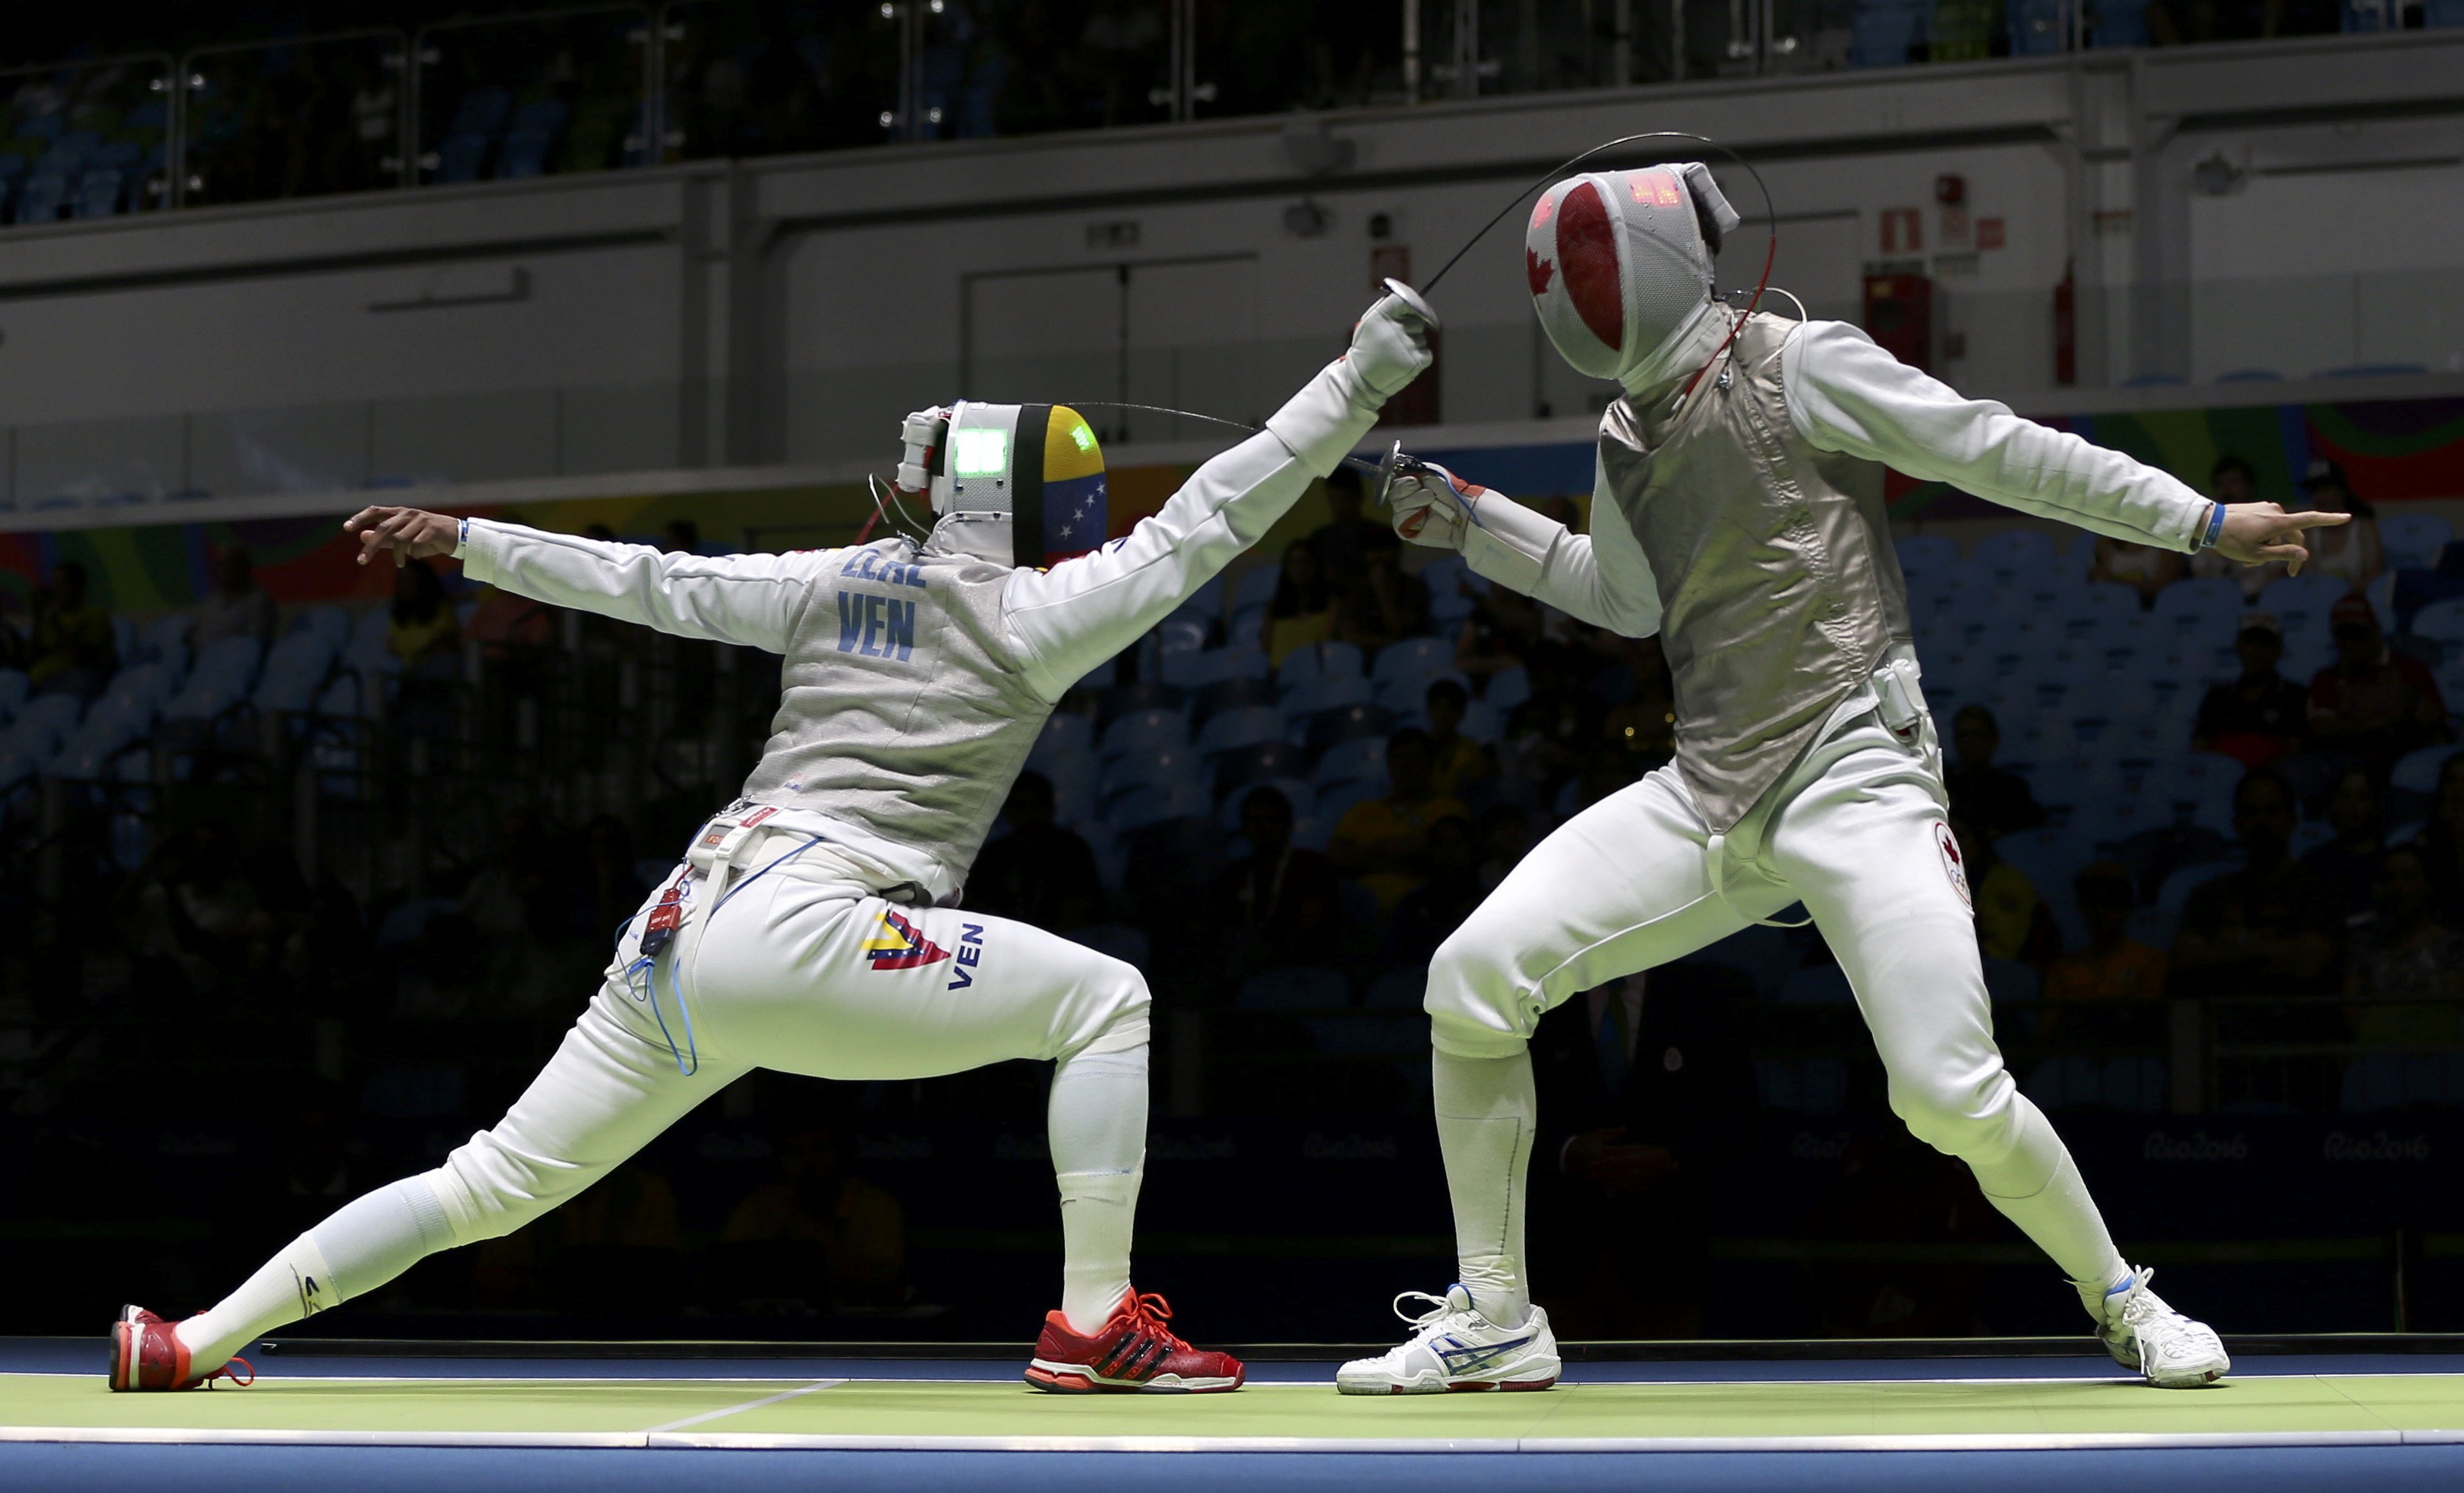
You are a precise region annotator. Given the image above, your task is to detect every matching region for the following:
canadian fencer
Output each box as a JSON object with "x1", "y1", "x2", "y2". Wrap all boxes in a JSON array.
[
  {"x1": 109, "y1": 291, "x2": 1435, "y2": 1395},
  {"x1": 1341, "y1": 163, "x2": 2343, "y2": 1393}
]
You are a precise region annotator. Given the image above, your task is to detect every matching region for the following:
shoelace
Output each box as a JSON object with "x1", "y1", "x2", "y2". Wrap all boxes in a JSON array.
[
  {"x1": 1390, "y1": 1290, "x2": 1462, "y2": 1337},
  {"x1": 1127, "y1": 1292, "x2": 1192, "y2": 1353},
  {"x1": 195, "y1": 1356, "x2": 254, "y2": 1389},
  {"x1": 2118, "y1": 1271, "x2": 2209, "y2": 1353}
]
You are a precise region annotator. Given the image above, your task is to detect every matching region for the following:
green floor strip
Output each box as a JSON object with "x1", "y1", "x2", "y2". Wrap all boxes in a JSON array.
[{"x1": 5, "y1": 1373, "x2": 2460, "y2": 1451}]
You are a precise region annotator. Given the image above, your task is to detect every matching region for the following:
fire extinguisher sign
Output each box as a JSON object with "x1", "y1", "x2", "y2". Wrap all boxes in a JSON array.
[{"x1": 1881, "y1": 207, "x2": 1923, "y2": 255}]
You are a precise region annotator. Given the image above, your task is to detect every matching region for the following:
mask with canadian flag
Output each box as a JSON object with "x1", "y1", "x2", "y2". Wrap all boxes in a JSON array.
[{"x1": 1524, "y1": 163, "x2": 1742, "y2": 391}]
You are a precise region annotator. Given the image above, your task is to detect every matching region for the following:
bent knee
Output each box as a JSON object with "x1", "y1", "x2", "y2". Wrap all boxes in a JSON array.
[
  {"x1": 1425, "y1": 928, "x2": 1537, "y2": 1061},
  {"x1": 1888, "y1": 1066, "x2": 2021, "y2": 1157}
]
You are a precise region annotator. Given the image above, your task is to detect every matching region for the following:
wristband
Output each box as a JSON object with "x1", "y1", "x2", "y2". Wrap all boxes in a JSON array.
[
  {"x1": 2197, "y1": 503, "x2": 2226, "y2": 552},
  {"x1": 455, "y1": 517, "x2": 470, "y2": 556}
]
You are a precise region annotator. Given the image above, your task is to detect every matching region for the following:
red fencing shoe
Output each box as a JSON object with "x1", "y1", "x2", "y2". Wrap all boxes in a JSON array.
[
  {"x1": 108, "y1": 1306, "x2": 254, "y2": 1392},
  {"x1": 1025, "y1": 1290, "x2": 1245, "y2": 1393}
]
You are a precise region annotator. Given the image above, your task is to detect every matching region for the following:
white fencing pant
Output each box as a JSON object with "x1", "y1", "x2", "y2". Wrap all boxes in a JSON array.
[
  {"x1": 1423, "y1": 704, "x2": 2126, "y2": 1314},
  {"x1": 181, "y1": 829, "x2": 1155, "y2": 1369}
]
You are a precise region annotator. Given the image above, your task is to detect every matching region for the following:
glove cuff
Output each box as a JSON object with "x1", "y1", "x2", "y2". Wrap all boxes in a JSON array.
[
  {"x1": 1265, "y1": 360, "x2": 1381, "y2": 475},
  {"x1": 1461, "y1": 495, "x2": 1564, "y2": 594}
]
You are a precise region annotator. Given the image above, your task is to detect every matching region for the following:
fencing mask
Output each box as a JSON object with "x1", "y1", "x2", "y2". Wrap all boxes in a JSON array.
[
  {"x1": 896, "y1": 401, "x2": 1109, "y2": 568},
  {"x1": 1524, "y1": 163, "x2": 1742, "y2": 391}
]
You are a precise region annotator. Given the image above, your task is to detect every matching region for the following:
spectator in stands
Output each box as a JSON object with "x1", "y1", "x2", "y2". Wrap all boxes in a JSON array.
[
  {"x1": 1944, "y1": 705, "x2": 2045, "y2": 840},
  {"x1": 1423, "y1": 678, "x2": 1494, "y2": 798},
  {"x1": 2308, "y1": 594, "x2": 2447, "y2": 778},
  {"x1": 1496, "y1": 648, "x2": 1603, "y2": 810},
  {"x1": 1454, "y1": 575, "x2": 1546, "y2": 683},
  {"x1": 1308, "y1": 464, "x2": 1386, "y2": 575},
  {"x1": 28, "y1": 560, "x2": 115, "y2": 699},
  {"x1": 1386, "y1": 814, "x2": 1486, "y2": 968},
  {"x1": 1332, "y1": 530, "x2": 1428, "y2": 654},
  {"x1": 965, "y1": 772, "x2": 1103, "y2": 933},
  {"x1": 2042, "y1": 863, "x2": 2167, "y2": 1005},
  {"x1": 2172, "y1": 769, "x2": 2340, "y2": 995},
  {"x1": 1261, "y1": 535, "x2": 1334, "y2": 668},
  {"x1": 2343, "y1": 843, "x2": 2464, "y2": 1048},
  {"x1": 2299, "y1": 767, "x2": 2386, "y2": 924},
  {"x1": 720, "y1": 1110, "x2": 906, "y2": 1312},
  {"x1": 2192, "y1": 611, "x2": 2310, "y2": 766},
  {"x1": 661, "y1": 518, "x2": 702, "y2": 554},
  {"x1": 2409, "y1": 754, "x2": 2464, "y2": 913},
  {"x1": 1211, "y1": 784, "x2": 1342, "y2": 970},
  {"x1": 387, "y1": 558, "x2": 461, "y2": 668},
  {"x1": 2297, "y1": 458, "x2": 2382, "y2": 594},
  {"x1": 1949, "y1": 815, "x2": 2055, "y2": 966},
  {"x1": 1528, "y1": 965, "x2": 1755, "y2": 1339},
  {"x1": 1332, "y1": 727, "x2": 1470, "y2": 910},
  {"x1": 192, "y1": 547, "x2": 277, "y2": 650},
  {"x1": 2088, "y1": 530, "x2": 2182, "y2": 609},
  {"x1": 2191, "y1": 454, "x2": 2283, "y2": 597}
]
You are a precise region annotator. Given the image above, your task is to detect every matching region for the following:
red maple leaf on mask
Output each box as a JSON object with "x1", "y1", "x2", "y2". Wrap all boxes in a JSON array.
[{"x1": 1526, "y1": 247, "x2": 1555, "y2": 297}]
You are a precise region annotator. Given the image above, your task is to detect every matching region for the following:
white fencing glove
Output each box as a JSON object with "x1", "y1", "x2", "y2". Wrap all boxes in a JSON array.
[
  {"x1": 1387, "y1": 458, "x2": 1487, "y2": 552},
  {"x1": 1336, "y1": 279, "x2": 1438, "y2": 405}
]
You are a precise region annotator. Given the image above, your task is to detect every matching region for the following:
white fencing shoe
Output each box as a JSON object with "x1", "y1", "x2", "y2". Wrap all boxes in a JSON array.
[
  {"x1": 1336, "y1": 1284, "x2": 1561, "y2": 1394},
  {"x1": 2089, "y1": 1266, "x2": 2230, "y2": 1388}
]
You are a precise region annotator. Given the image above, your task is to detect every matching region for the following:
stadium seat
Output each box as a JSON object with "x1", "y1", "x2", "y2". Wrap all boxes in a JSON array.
[
  {"x1": 2147, "y1": 576, "x2": 2243, "y2": 637},
  {"x1": 1196, "y1": 704, "x2": 1287, "y2": 759},
  {"x1": 1227, "y1": 606, "x2": 1266, "y2": 652},
  {"x1": 1311, "y1": 779, "x2": 1383, "y2": 832},
  {"x1": 160, "y1": 636, "x2": 265, "y2": 723},
  {"x1": 137, "y1": 614, "x2": 194, "y2": 677},
  {"x1": 1159, "y1": 646, "x2": 1267, "y2": 691},
  {"x1": 1219, "y1": 774, "x2": 1314, "y2": 830},
  {"x1": 1211, "y1": 739, "x2": 1309, "y2": 796},
  {"x1": 2409, "y1": 597, "x2": 2464, "y2": 650},
  {"x1": 1895, "y1": 534, "x2": 1960, "y2": 583},
  {"x1": 2391, "y1": 745, "x2": 2455, "y2": 797},
  {"x1": 495, "y1": 128, "x2": 554, "y2": 179},
  {"x1": 10, "y1": 692, "x2": 87, "y2": 752},
  {"x1": 1100, "y1": 745, "x2": 1207, "y2": 803},
  {"x1": 1371, "y1": 637, "x2": 1454, "y2": 687},
  {"x1": 92, "y1": 663, "x2": 176, "y2": 735},
  {"x1": 1234, "y1": 966, "x2": 1349, "y2": 1012},
  {"x1": 1484, "y1": 666, "x2": 1531, "y2": 715},
  {"x1": 1105, "y1": 781, "x2": 1211, "y2": 833},
  {"x1": 14, "y1": 171, "x2": 67, "y2": 223},
  {"x1": 1029, "y1": 710, "x2": 1096, "y2": 763},
  {"x1": 2381, "y1": 513, "x2": 2455, "y2": 572},
  {"x1": 1097, "y1": 707, "x2": 1187, "y2": 761},
  {"x1": 345, "y1": 606, "x2": 397, "y2": 674},
  {"x1": 1179, "y1": 573, "x2": 1226, "y2": 624},
  {"x1": 0, "y1": 669, "x2": 27, "y2": 724},
  {"x1": 72, "y1": 168, "x2": 121, "y2": 218},
  {"x1": 1376, "y1": 668, "x2": 1469, "y2": 717},
  {"x1": 1304, "y1": 702, "x2": 1393, "y2": 754},
  {"x1": 1275, "y1": 641, "x2": 1364, "y2": 694},
  {"x1": 1154, "y1": 612, "x2": 1210, "y2": 658},
  {"x1": 1231, "y1": 564, "x2": 1281, "y2": 614},
  {"x1": 1281, "y1": 675, "x2": 1375, "y2": 730},
  {"x1": 1850, "y1": 1, "x2": 1927, "y2": 65},
  {"x1": 1190, "y1": 675, "x2": 1278, "y2": 724},
  {"x1": 1422, "y1": 555, "x2": 1486, "y2": 623},
  {"x1": 1313, "y1": 736, "x2": 1389, "y2": 792},
  {"x1": 2008, "y1": 0, "x2": 2067, "y2": 51},
  {"x1": 2135, "y1": 857, "x2": 2241, "y2": 949},
  {"x1": 2339, "y1": 1053, "x2": 2464, "y2": 1112},
  {"x1": 1973, "y1": 530, "x2": 2057, "y2": 581},
  {"x1": 434, "y1": 133, "x2": 492, "y2": 183}
]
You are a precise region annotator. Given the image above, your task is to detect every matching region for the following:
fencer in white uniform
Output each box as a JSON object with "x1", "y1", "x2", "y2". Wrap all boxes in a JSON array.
[
  {"x1": 110, "y1": 291, "x2": 1435, "y2": 1396},
  {"x1": 1338, "y1": 164, "x2": 2342, "y2": 1393}
]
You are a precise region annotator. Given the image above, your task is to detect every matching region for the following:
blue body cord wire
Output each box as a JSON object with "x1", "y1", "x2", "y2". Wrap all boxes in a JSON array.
[{"x1": 620, "y1": 833, "x2": 827, "y2": 1076}]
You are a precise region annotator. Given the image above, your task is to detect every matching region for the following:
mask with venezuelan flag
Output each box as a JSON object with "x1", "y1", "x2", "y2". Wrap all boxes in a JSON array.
[{"x1": 925, "y1": 401, "x2": 1108, "y2": 569}]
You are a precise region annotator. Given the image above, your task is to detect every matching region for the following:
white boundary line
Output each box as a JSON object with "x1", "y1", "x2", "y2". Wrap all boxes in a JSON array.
[
  {"x1": 4, "y1": 1425, "x2": 2462, "y2": 1453},
  {"x1": 645, "y1": 1380, "x2": 845, "y2": 1433}
]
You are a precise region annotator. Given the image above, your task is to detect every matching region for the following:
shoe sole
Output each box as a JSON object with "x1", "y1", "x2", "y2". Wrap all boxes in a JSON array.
[
  {"x1": 1337, "y1": 1372, "x2": 1561, "y2": 1395},
  {"x1": 109, "y1": 1320, "x2": 134, "y2": 1393},
  {"x1": 1024, "y1": 1363, "x2": 1244, "y2": 1394}
]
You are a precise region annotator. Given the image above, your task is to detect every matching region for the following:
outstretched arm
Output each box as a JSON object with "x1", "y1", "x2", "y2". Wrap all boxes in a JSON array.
[
  {"x1": 1780, "y1": 321, "x2": 2342, "y2": 569},
  {"x1": 1003, "y1": 291, "x2": 1435, "y2": 700},
  {"x1": 345, "y1": 506, "x2": 835, "y2": 654},
  {"x1": 1387, "y1": 458, "x2": 1663, "y2": 638}
]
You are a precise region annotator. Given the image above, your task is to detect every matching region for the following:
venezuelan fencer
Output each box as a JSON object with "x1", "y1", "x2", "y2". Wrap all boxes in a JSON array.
[
  {"x1": 109, "y1": 291, "x2": 1435, "y2": 1395},
  {"x1": 1339, "y1": 164, "x2": 2344, "y2": 1393}
]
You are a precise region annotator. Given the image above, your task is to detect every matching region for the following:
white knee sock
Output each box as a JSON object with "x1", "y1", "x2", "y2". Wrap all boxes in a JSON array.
[
  {"x1": 1433, "y1": 1047, "x2": 1536, "y2": 1327},
  {"x1": 1968, "y1": 1100, "x2": 2129, "y2": 1303},
  {"x1": 176, "y1": 1176, "x2": 459, "y2": 1372},
  {"x1": 1049, "y1": 1042, "x2": 1149, "y2": 1334}
]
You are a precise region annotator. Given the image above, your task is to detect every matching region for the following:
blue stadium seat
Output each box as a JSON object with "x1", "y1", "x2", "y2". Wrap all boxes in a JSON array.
[
  {"x1": 449, "y1": 87, "x2": 515, "y2": 137},
  {"x1": 138, "y1": 614, "x2": 194, "y2": 675},
  {"x1": 14, "y1": 172, "x2": 67, "y2": 223},
  {"x1": 2391, "y1": 745, "x2": 2455, "y2": 797},
  {"x1": 1484, "y1": 666, "x2": 1531, "y2": 715},
  {"x1": 1302, "y1": 702, "x2": 1393, "y2": 754},
  {"x1": 1235, "y1": 965, "x2": 1349, "y2": 1011},
  {"x1": 1850, "y1": 1, "x2": 1927, "y2": 65},
  {"x1": 1372, "y1": 637, "x2": 1455, "y2": 687},
  {"x1": 2089, "y1": 0, "x2": 2150, "y2": 44},
  {"x1": 1160, "y1": 645, "x2": 1267, "y2": 690},
  {"x1": 2381, "y1": 513, "x2": 2454, "y2": 572},
  {"x1": 1196, "y1": 704, "x2": 1287, "y2": 759},
  {"x1": 1280, "y1": 674, "x2": 1375, "y2": 726},
  {"x1": 495, "y1": 128, "x2": 555, "y2": 179},
  {"x1": 1196, "y1": 677, "x2": 1281, "y2": 730},
  {"x1": 1377, "y1": 669, "x2": 1470, "y2": 717},
  {"x1": 1154, "y1": 612, "x2": 1210, "y2": 658},
  {"x1": 1211, "y1": 739, "x2": 1309, "y2": 796},
  {"x1": 1231, "y1": 564, "x2": 1282, "y2": 614},
  {"x1": 1312, "y1": 779, "x2": 1383, "y2": 832},
  {"x1": 161, "y1": 637, "x2": 265, "y2": 723},
  {"x1": 1227, "y1": 605, "x2": 1266, "y2": 653},
  {"x1": 345, "y1": 606, "x2": 398, "y2": 675},
  {"x1": 1097, "y1": 707, "x2": 1187, "y2": 761},
  {"x1": 1422, "y1": 555, "x2": 1486, "y2": 623},
  {"x1": 1029, "y1": 710, "x2": 1096, "y2": 763},
  {"x1": 1313, "y1": 736, "x2": 1389, "y2": 792},
  {"x1": 2409, "y1": 597, "x2": 2464, "y2": 649},
  {"x1": 254, "y1": 631, "x2": 344, "y2": 714},
  {"x1": 1973, "y1": 530, "x2": 2058, "y2": 580},
  {"x1": 434, "y1": 134, "x2": 492, "y2": 183},
  {"x1": 1274, "y1": 641, "x2": 1364, "y2": 694},
  {"x1": 9, "y1": 692, "x2": 87, "y2": 753},
  {"x1": 72, "y1": 168, "x2": 121, "y2": 218},
  {"x1": 2008, "y1": 0, "x2": 2068, "y2": 51},
  {"x1": 1105, "y1": 781, "x2": 1211, "y2": 833},
  {"x1": 92, "y1": 663, "x2": 176, "y2": 734},
  {"x1": 1895, "y1": 534, "x2": 1960, "y2": 582},
  {"x1": 1179, "y1": 573, "x2": 1225, "y2": 624},
  {"x1": 1100, "y1": 745, "x2": 1206, "y2": 803}
]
